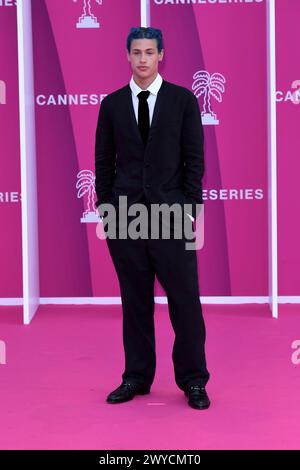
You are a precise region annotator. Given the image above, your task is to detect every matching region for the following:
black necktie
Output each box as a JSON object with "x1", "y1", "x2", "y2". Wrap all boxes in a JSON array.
[{"x1": 137, "y1": 90, "x2": 150, "y2": 146}]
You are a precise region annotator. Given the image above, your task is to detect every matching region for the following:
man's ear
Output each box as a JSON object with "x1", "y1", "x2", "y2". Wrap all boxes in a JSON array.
[{"x1": 158, "y1": 49, "x2": 164, "y2": 61}]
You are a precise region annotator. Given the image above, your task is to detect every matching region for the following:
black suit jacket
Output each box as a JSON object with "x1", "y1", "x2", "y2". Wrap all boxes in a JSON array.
[{"x1": 94, "y1": 79, "x2": 205, "y2": 221}]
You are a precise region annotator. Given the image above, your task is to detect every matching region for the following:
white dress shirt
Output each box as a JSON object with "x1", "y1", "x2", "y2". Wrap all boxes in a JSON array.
[{"x1": 129, "y1": 73, "x2": 195, "y2": 223}]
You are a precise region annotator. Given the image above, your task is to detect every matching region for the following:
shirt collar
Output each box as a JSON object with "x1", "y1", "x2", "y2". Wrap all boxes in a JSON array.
[{"x1": 130, "y1": 72, "x2": 163, "y2": 97}]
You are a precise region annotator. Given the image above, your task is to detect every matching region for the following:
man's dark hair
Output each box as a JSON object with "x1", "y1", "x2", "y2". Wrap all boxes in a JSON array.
[{"x1": 126, "y1": 27, "x2": 164, "y2": 53}]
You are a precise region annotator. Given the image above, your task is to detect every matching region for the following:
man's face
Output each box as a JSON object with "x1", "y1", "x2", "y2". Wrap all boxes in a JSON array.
[{"x1": 127, "y1": 38, "x2": 164, "y2": 80}]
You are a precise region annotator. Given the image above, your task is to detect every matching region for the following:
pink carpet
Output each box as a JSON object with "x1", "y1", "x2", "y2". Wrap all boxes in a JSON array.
[{"x1": 0, "y1": 303, "x2": 299, "y2": 450}]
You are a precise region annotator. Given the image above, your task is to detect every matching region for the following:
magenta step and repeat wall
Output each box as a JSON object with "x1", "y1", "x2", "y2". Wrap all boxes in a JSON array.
[
  {"x1": 276, "y1": 0, "x2": 300, "y2": 297},
  {"x1": 0, "y1": 0, "x2": 22, "y2": 299},
  {"x1": 0, "y1": 0, "x2": 299, "y2": 301}
]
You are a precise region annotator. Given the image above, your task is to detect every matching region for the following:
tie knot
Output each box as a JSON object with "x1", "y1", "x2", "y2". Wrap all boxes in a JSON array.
[{"x1": 138, "y1": 90, "x2": 150, "y2": 101}]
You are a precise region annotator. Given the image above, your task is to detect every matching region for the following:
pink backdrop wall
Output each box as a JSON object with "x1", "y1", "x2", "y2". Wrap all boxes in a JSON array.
[
  {"x1": 1, "y1": 0, "x2": 299, "y2": 300},
  {"x1": 0, "y1": 1, "x2": 22, "y2": 298},
  {"x1": 276, "y1": 0, "x2": 300, "y2": 296},
  {"x1": 152, "y1": 0, "x2": 268, "y2": 297}
]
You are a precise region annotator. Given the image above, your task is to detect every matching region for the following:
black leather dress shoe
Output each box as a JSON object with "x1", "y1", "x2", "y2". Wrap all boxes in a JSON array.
[
  {"x1": 106, "y1": 381, "x2": 151, "y2": 404},
  {"x1": 184, "y1": 385, "x2": 210, "y2": 410}
]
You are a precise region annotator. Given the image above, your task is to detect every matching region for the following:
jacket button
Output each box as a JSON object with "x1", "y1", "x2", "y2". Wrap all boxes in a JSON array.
[
  {"x1": 145, "y1": 163, "x2": 150, "y2": 167},
  {"x1": 145, "y1": 184, "x2": 150, "y2": 188}
]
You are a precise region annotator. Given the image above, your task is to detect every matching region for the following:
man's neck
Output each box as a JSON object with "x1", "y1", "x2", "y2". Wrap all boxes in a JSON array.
[{"x1": 132, "y1": 72, "x2": 158, "y2": 90}]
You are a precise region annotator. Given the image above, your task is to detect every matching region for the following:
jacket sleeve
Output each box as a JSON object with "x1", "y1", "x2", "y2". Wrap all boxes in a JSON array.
[
  {"x1": 94, "y1": 96, "x2": 116, "y2": 210},
  {"x1": 181, "y1": 91, "x2": 205, "y2": 218}
]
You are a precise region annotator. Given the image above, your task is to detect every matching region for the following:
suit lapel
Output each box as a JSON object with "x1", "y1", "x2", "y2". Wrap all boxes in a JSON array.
[{"x1": 126, "y1": 79, "x2": 166, "y2": 149}]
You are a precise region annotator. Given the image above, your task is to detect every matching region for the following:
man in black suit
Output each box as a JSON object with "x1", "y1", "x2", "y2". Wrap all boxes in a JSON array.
[{"x1": 95, "y1": 27, "x2": 210, "y2": 409}]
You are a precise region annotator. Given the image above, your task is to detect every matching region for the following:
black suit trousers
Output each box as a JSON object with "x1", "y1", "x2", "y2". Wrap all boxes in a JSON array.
[{"x1": 105, "y1": 195, "x2": 210, "y2": 391}]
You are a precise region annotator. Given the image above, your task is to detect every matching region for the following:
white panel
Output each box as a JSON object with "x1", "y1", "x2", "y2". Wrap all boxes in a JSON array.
[
  {"x1": 141, "y1": 0, "x2": 150, "y2": 27},
  {"x1": 17, "y1": 0, "x2": 40, "y2": 325},
  {"x1": 267, "y1": 0, "x2": 278, "y2": 318}
]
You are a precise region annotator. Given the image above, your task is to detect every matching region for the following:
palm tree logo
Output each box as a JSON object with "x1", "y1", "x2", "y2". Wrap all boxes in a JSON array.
[
  {"x1": 73, "y1": 0, "x2": 102, "y2": 29},
  {"x1": 192, "y1": 71, "x2": 226, "y2": 125},
  {"x1": 76, "y1": 169, "x2": 99, "y2": 223}
]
